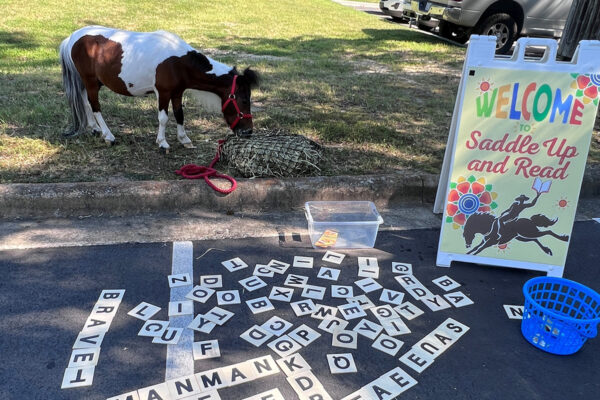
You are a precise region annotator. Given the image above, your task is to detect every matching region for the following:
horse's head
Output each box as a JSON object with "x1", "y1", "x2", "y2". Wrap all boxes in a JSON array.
[{"x1": 222, "y1": 68, "x2": 260, "y2": 137}]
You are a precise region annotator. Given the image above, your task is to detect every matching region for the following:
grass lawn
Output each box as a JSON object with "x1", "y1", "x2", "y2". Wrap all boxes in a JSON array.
[{"x1": 0, "y1": 0, "x2": 597, "y2": 183}]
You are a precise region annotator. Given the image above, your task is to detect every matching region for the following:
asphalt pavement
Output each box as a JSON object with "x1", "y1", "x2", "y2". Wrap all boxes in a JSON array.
[{"x1": 2, "y1": 223, "x2": 599, "y2": 400}]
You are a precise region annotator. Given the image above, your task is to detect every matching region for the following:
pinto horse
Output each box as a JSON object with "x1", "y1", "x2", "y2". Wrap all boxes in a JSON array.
[{"x1": 59, "y1": 26, "x2": 259, "y2": 151}]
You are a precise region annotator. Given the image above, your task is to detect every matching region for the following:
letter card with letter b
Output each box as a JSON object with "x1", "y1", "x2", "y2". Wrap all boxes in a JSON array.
[{"x1": 435, "y1": 36, "x2": 600, "y2": 277}]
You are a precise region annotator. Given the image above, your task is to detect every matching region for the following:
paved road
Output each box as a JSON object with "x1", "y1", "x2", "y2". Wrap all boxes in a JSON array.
[{"x1": 1, "y1": 222, "x2": 599, "y2": 400}]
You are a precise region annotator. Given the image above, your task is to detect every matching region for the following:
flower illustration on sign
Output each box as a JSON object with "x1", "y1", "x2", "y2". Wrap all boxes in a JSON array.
[
  {"x1": 446, "y1": 175, "x2": 498, "y2": 229},
  {"x1": 476, "y1": 78, "x2": 493, "y2": 95},
  {"x1": 570, "y1": 73, "x2": 600, "y2": 106}
]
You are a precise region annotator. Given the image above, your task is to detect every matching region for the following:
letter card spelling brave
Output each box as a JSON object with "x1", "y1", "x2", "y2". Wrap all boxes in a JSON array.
[{"x1": 435, "y1": 36, "x2": 600, "y2": 277}]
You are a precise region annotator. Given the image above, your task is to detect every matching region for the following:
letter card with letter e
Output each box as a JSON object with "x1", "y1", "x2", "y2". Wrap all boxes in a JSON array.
[{"x1": 434, "y1": 36, "x2": 600, "y2": 277}]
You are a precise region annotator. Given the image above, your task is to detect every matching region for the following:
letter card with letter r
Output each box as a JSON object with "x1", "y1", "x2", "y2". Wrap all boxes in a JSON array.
[{"x1": 435, "y1": 36, "x2": 600, "y2": 277}]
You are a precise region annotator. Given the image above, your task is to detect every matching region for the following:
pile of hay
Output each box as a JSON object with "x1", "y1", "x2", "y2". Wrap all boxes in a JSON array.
[{"x1": 221, "y1": 129, "x2": 322, "y2": 178}]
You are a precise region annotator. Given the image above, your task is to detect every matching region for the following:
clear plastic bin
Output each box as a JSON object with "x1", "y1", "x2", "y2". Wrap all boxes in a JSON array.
[{"x1": 305, "y1": 201, "x2": 384, "y2": 249}]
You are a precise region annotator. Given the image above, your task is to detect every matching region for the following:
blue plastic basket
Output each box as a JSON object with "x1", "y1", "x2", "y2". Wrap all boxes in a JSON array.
[{"x1": 522, "y1": 277, "x2": 600, "y2": 355}]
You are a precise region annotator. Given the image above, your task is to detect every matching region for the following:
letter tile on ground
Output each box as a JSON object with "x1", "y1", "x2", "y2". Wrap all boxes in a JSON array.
[
  {"x1": 379, "y1": 289, "x2": 405, "y2": 306},
  {"x1": 436, "y1": 318, "x2": 470, "y2": 340},
  {"x1": 195, "y1": 368, "x2": 228, "y2": 391},
  {"x1": 394, "y1": 301, "x2": 424, "y2": 320},
  {"x1": 358, "y1": 265, "x2": 379, "y2": 279},
  {"x1": 391, "y1": 262, "x2": 412, "y2": 275},
  {"x1": 290, "y1": 299, "x2": 316, "y2": 316},
  {"x1": 253, "y1": 264, "x2": 275, "y2": 277},
  {"x1": 188, "y1": 314, "x2": 216, "y2": 334},
  {"x1": 61, "y1": 366, "x2": 95, "y2": 388},
  {"x1": 301, "y1": 285, "x2": 326, "y2": 300},
  {"x1": 167, "y1": 374, "x2": 202, "y2": 398},
  {"x1": 287, "y1": 370, "x2": 325, "y2": 397},
  {"x1": 152, "y1": 327, "x2": 184, "y2": 345},
  {"x1": 371, "y1": 305, "x2": 399, "y2": 322},
  {"x1": 276, "y1": 353, "x2": 312, "y2": 377},
  {"x1": 422, "y1": 295, "x2": 452, "y2": 312},
  {"x1": 168, "y1": 300, "x2": 194, "y2": 316},
  {"x1": 248, "y1": 355, "x2": 281, "y2": 378},
  {"x1": 311, "y1": 304, "x2": 338, "y2": 320},
  {"x1": 246, "y1": 297, "x2": 275, "y2": 314},
  {"x1": 382, "y1": 318, "x2": 411, "y2": 336},
  {"x1": 240, "y1": 325, "x2": 274, "y2": 347},
  {"x1": 331, "y1": 285, "x2": 354, "y2": 299},
  {"x1": 444, "y1": 291, "x2": 474, "y2": 307},
  {"x1": 193, "y1": 340, "x2": 220, "y2": 360},
  {"x1": 372, "y1": 334, "x2": 404, "y2": 356},
  {"x1": 293, "y1": 256, "x2": 314, "y2": 269},
  {"x1": 267, "y1": 335, "x2": 303, "y2": 358},
  {"x1": 318, "y1": 317, "x2": 349, "y2": 334},
  {"x1": 268, "y1": 286, "x2": 294, "y2": 302},
  {"x1": 68, "y1": 348, "x2": 100, "y2": 368},
  {"x1": 137, "y1": 383, "x2": 171, "y2": 400},
  {"x1": 73, "y1": 330, "x2": 106, "y2": 348},
  {"x1": 261, "y1": 316, "x2": 293, "y2": 337},
  {"x1": 203, "y1": 307, "x2": 235, "y2": 326},
  {"x1": 200, "y1": 275, "x2": 223, "y2": 288},
  {"x1": 81, "y1": 313, "x2": 113, "y2": 334},
  {"x1": 222, "y1": 363, "x2": 254, "y2": 387},
  {"x1": 285, "y1": 274, "x2": 310, "y2": 288},
  {"x1": 340, "y1": 387, "x2": 371, "y2": 400},
  {"x1": 266, "y1": 259, "x2": 290, "y2": 274},
  {"x1": 106, "y1": 391, "x2": 139, "y2": 400},
  {"x1": 185, "y1": 285, "x2": 215, "y2": 303},
  {"x1": 503, "y1": 305, "x2": 524, "y2": 319},
  {"x1": 221, "y1": 257, "x2": 248, "y2": 272},
  {"x1": 355, "y1": 278, "x2": 383, "y2": 293},
  {"x1": 322, "y1": 250, "x2": 345, "y2": 264},
  {"x1": 97, "y1": 289, "x2": 126, "y2": 304},
  {"x1": 332, "y1": 330, "x2": 358, "y2": 349},
  {"x1": 399, "y1": 347, "x2": 435, "y2": 373},
  {"x1": 168, "y1": 273, "x2": 192, "y2": 288},
  {"x1": 432, "y1": 275, "x2": 461, "y2": 291},
  {"x1": 317, "y1": 267, "x2": 340, "y2": 281},
  {"x1": 127, "y1": 302, "x2": 161, "y2": 321},
  {"x1": 239, "y1": 276, "x2": 268, "y2": 292},
  {"x1": 338, "y1": 303, "x2": 367, "y2": 320},
  {"x1": 216, "y1": 290, "x2": 241, "y2": 305},
  {"x1": 381, "y1": 367, "x2": 418, "y2": 395},
  {"x1": 242, "y1": 388, "x2": 285, "y2": 400},
  {"x1": 288, "y1": 324, "x2": 321, "y2": 346},
  {"x1": 352, "y1": 318, "x2": 383, "y2": 340},
  {"x1": 327, "y1": 353, "x2": 357, "y2": 374}
]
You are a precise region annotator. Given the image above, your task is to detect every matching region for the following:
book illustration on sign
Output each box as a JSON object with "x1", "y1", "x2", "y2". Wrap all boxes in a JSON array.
[{"x1": 462, "y1": 178, "x2": 570, "y2": 256}]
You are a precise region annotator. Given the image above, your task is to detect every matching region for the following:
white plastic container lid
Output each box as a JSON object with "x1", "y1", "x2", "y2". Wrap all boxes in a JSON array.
[{"x1": 305, "y1": 201, "x2": 383, "y2": 224}]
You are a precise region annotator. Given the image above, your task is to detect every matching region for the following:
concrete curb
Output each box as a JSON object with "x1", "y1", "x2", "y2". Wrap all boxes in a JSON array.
[
  {"x1": 2, "y1": 166, "x2": 599, "y2": 218},
  {"x1": 0, "y1": 171, "x2": 439, "y2": 218}
]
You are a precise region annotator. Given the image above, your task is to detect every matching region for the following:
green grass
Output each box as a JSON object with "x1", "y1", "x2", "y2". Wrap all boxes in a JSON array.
[{"x1": 1, "y1": 0, "x2": 594, "y2": 183}]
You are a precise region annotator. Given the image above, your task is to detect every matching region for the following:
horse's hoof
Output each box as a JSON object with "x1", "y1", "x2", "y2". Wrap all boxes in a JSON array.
[
  {"x1": 92, "y1": 129, "x2": 102, "y2": 136},
  {"x1": 159, "y1": 147, "x2": 170, "y2": 155},
  {"x1": 105, "y1": 139, "x2": 115, "y2": 146},
  {"x1": 63, "y1": 130, "x2": 78, "y2": 138},
  {"x1": 183, "y1": 142, "x2": 196, "y2": 149}
]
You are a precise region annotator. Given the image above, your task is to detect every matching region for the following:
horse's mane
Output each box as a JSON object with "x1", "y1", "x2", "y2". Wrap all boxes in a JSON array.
[{"x1": 233, "y1": 67, "x2": 261, "y2": 89}]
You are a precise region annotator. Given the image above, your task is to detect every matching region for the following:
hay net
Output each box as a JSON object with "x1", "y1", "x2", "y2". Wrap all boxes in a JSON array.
[{"x1": 220, "y1": 129, "x2": 322, "y2": 178}]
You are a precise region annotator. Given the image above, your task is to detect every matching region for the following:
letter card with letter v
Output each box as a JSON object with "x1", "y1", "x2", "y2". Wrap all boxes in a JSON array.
[{"x1": 434, "y1": 36, "x2": 600, "y2": 277}]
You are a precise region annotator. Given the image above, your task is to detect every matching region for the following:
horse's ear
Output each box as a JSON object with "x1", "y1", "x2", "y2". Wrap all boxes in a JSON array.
[{"x1": 242, "y1": 67, "x2": 260, "y2": 89}]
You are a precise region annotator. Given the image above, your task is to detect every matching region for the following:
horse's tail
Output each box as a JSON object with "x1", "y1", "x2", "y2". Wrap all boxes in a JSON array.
[
  {"x1": 59, "y1": 36, "x2": 88, "y2": 136},
  {"x1": 530, "y1": 214, "x2": 556, "y2": 227}
]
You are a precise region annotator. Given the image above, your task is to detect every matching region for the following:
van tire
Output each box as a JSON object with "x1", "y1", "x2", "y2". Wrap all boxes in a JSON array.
[{"x1": 477, "y1": 13, "x2": 517, "y2": 54}]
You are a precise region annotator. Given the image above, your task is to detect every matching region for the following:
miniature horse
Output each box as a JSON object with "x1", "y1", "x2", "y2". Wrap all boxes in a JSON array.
[{"x1": 59, "y1": 26, "x2": 259, "y2": 151}]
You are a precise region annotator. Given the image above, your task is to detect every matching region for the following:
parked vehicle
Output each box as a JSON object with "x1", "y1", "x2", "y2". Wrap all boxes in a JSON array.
[
  {"x1": 411, "y1": 0, "x2": 573, "y2": 54},
  {"x1": 401, "y1": 0, "x2": 439, "y2": 31},
  {"x1": 379, "y1": 0, "x2": 406, "y2": 22}
]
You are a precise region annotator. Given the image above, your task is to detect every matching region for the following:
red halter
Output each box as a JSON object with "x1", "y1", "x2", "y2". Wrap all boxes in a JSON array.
[{"x1": 221, "y1": 75, "x2": 252, "y2": 130}]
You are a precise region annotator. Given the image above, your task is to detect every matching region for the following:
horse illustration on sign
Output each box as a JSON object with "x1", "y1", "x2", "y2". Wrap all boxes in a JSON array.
[{"x1": 462, "y1": 178, "x2": 570, "y2": 256}]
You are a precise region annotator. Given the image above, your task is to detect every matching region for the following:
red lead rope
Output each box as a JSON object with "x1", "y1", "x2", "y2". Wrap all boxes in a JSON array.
[{"x1": 175, "y1": 139, "x2": 237, "y2": 194}]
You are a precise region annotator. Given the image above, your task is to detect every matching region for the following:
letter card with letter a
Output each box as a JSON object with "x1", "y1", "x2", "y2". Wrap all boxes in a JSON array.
[{"x1": 435, "y1": 36, "x2": 600, "y2": 277}]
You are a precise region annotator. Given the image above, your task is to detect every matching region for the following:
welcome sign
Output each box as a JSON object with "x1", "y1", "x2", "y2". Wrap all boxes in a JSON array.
[{"x1": 435, "y1": 36, "x2": 600, "y2": 277}]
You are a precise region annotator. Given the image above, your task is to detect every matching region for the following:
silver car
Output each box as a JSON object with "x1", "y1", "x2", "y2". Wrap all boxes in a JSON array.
[
  {"x1": 379, "y1": 0, "x2": 406, "y2": 21},
  {"x1": 411, "y1": 0, "x2": 573, "y2": 53}
]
